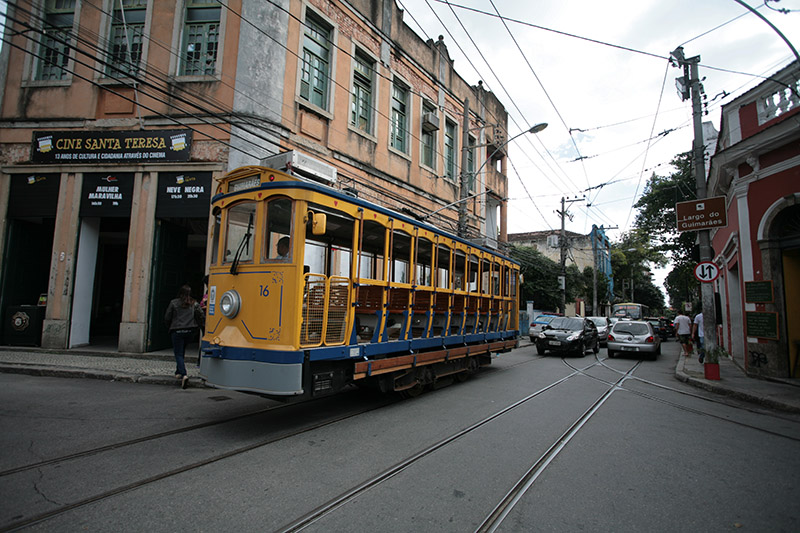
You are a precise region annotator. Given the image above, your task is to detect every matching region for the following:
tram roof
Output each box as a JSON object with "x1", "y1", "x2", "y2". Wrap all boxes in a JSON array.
[{"x1": 214, "y1": 166, "x2": 519, "y2": 264}]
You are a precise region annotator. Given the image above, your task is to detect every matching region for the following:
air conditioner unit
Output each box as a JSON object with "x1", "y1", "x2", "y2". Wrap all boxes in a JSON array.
[
  {"x1": 422, "y1": 112, "x2": 440, "y2": 132},
  {"x1": 260, "y1": 151, "x2": 337, "y2": 184}
]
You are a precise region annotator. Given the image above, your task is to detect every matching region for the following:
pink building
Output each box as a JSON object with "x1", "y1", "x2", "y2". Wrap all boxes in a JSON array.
[{"x1": 708, "y1": 60, "x2": 799, "y2": 378}]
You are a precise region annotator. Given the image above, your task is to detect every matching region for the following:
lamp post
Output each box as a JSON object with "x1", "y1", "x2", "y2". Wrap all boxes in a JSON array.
[{"x1": 456, "y1": 122, "x2": 548, "y2": 237}]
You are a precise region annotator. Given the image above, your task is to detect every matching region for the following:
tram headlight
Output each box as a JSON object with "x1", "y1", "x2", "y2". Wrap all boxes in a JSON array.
[{"x1": 219, "y1": 290, "x2": 241, "y2": 318}]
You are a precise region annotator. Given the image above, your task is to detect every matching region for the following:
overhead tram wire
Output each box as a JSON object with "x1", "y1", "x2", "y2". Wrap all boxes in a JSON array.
[
  {"x1": 250, "y1": 0, "x2": 517, "y2": 164},
  {"x1": 437, "y1": 0, "x2": 790, "y2": 82},
  {"x1": 412, "y1": 0, "x2": 583, "y2": 211},
  {"x1": 0, "y1": 33, "x2": 265, "y2": 161},
  {"x1": 433, "y1": 0, "x2": 580, "y2": 193},
  {"x1": 15, "y1": 0, "x2": 288, "y2": 148},
  {"x1": 487, "y1": 0, "x2": 590, "y2": 189},
  {"x1": 506, "y1": 156, "x2": 553, "y2": 231},
  {"x1": 5, "y1": 4, "x2": 284, "y2": 156},
  {"x1": 8, "y1": 0, "x2": 487, "y2": 223},
  {"x1": 624, "y1": 60, "x2": 672, "y2": 230}
]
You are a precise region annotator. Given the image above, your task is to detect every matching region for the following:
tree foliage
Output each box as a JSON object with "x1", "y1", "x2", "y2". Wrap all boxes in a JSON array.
[{"x1": 631, "y1": 151, "x2": 699, "y2": 310}]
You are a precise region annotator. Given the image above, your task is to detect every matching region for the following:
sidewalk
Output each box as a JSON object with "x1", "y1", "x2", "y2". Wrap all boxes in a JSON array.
[
  {"x1": 0, "y1": 345, "x2": 204, "y2": 388},
  {"x1": 1, "y1": 342, "x2": 799, "y2": 411},
  {"x1": 674, "y1": 346, "x2": 800, "y2": 413}
]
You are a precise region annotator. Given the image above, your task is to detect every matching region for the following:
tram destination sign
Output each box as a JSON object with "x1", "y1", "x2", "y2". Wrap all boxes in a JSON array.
[
  {"x1": 675, "y1": 196, "x2": 727, "y2": 232},
  {"x1": 31, "y1": 130, "x2": 192, "y2": 163}
]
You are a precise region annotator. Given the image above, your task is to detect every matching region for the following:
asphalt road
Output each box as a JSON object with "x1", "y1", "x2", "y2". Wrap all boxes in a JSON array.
[{"x1": 1, "y1": 341, "x2": 799, "y2": 532}]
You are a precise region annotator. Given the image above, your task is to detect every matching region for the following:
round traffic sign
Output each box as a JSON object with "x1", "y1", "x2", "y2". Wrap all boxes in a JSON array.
[{"x1": 694, "y1": 261, "x2": 720, "y2": 283}]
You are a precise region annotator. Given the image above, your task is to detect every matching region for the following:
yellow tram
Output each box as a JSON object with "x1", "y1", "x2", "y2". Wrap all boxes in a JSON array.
[{"x1": 199, "y1": 165, "x2": 519, "y2": 399}]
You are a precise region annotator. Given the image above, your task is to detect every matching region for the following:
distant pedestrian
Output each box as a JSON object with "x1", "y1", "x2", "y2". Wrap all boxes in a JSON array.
[
  {"x1": 693, "y1": 311, "x2": 705, "y2": 363},
  {"x1": 164, "y1": 284, "x2": 202, "y2": 389},
  {"x1": 674, "y1": 311, "x2": 692, "y2": 357}
]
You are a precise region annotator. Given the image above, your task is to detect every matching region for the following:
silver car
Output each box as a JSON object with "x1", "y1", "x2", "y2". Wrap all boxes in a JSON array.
[
  {"x1": 528, "y1": 314, "x2": 559, "y2": 342},
  {"x1": 587, "y1": 316, "x2": 610, "y2": 347},
  {"x1": 607, "y1": 320, "x2": 661, "y2": 359}
]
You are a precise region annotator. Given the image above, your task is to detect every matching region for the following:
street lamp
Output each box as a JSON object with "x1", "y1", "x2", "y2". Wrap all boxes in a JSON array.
[{"x1": 454, "y1": 122, "x2": 548, "y2": 236}]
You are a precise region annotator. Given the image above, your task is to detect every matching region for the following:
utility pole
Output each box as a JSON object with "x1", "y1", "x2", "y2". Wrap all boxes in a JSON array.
[
  {"x1": 671, "y1": 46, "x2": 717, "y2": 358},
  {"x1": 458, "y1": 98, "x2": 470, "y2": 237},
  {"x1": 558, "y1": 196, "x2": 584, "y2": 315}
]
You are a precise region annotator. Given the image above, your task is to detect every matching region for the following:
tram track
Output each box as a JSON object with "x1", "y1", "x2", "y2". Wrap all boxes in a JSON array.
[
  {"x1": 561, "y1": 355, "x2": 800, "y2": 442},
  {"x1": 273, "y1": 357, "x2": 607, "y2": 533},
  {"x1": 0, "y1": 395, "x2": 396, "y2": 533},
  {"x1": 475, "y1": 361, "x2": 641, "y2": 533},
  {"x1": 0, "y1": 350, "x2": 548, "y2": 532}
]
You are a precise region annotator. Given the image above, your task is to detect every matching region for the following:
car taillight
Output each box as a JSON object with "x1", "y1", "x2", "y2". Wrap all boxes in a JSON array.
[
  {"x1": 646, "y1": 336, "x2": 654, "y2": 343},
  {"x1": 607, "y1": 334, "x2": 615, "y2": 341}
]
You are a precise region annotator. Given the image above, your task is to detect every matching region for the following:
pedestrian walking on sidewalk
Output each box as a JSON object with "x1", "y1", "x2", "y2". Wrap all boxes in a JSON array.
[
  {"x1": 693, "y1": 311, "x2": 705, "y2": 363},
  {"x1": 674, "y1": 311, "x2": 692, "y2": 357},
  {"x1": 164, "y1": 284, "x2": 203, "y2": 389}
]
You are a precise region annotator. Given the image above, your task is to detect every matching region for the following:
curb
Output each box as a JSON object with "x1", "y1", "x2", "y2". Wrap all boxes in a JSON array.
[
  {"x1": 674, "y1": 357, "x2": 800, "y2": 414},
  {"x1": 0, "y1": 363, "x2": 204, "y2": 389}
]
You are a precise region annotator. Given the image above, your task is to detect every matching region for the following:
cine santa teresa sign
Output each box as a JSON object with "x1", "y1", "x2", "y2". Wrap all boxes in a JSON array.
[
  {"x1": 31, "y1": 130, "x2": 192, "y2": 163},
  {"x1": 675, "y1": 196, "x2": 728, "y2": 232}
]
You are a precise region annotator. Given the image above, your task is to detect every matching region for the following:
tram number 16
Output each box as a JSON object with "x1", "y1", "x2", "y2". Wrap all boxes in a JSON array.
[
  {"x1": 259, "y1": 285, "x2": 270, "y2": 297},
  {"x1": 694, "y1": 261, "x2": 719, "y2": 283}
]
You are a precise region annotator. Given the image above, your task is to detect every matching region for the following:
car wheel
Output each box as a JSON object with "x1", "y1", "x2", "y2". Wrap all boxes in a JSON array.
[
  {"x1": 592, "y1": 339, "x2": 600, "y2": 354},
  {"x1": 536, "y1": 345, "x2": 547, "y2": 356},
  {"x1": 608, "y1": 350, "x2": 615, "y2": 358},
  {"x1": 530, "y1": 336, "x2": 535, "y2": 343}
]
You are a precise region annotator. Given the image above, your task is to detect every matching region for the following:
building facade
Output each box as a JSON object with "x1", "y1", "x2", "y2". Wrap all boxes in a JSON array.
[
  {"x1": 0, "y1": 0, "x2": 510, "y2": 353},
  {"x1": 707, "y1": 60, "x2": 799, "y2": 378}
]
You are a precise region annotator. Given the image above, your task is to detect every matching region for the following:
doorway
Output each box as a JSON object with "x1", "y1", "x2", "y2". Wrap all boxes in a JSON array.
[
  {"x1": 69, "y1": 217, "x2": 130, "y2": 348},
  {"x1": 147, "y1": 218, "x2": 207, "y2": 351}
]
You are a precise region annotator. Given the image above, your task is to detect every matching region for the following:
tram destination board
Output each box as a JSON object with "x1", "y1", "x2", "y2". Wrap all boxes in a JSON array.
[{"x1": 675, "y1": 196, "x2": 727, "y2": 232}]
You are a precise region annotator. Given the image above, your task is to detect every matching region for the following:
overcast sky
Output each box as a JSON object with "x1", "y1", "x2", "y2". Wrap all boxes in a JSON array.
[{"x1": 396, "y1": 0, "x2": 799, "y2": 242}]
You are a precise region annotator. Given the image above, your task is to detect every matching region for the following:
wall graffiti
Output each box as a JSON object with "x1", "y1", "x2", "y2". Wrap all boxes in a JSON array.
[{"x1": 749, "y1": 351, "x2": 768, "y2": 368}]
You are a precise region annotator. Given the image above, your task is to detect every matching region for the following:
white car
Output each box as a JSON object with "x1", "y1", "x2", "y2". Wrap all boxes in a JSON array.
[
  {"x1": 607, "y1": 320, "x2": 661, "y2": 360},
  {"x1": 587, "y1": 316, "x2": 610, "y2": 346}
]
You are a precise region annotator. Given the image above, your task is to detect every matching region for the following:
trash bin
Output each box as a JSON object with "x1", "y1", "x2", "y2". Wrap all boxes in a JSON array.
[{"x1": 3, "y1": 305, "x2": 45, "y2": 346}]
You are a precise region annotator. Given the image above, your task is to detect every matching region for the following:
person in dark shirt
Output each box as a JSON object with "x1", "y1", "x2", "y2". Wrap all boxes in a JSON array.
[{"x1": 164, "y1": 284, "x2": 202, "y2": 389}]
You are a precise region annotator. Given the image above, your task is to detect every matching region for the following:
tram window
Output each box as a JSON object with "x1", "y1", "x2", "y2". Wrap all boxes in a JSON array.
[
  {"x1": 305, "y1": 202, "x2": 354, "y2": 276},
  {"x1": 359, "y1": 220, "x2": 386, "y2": 280},
  {"x1": 468, "y1": 254, "x2": 479, "y2": 293},
  {"x1": 436, "y1": 244, "x2": 451, "y2": 289},
  {"x1": 210, "y1": 207, "x2": 221, "y2": 265},
  {"x1": 415, "y1": 237, "x2": 433, "y2": 287},
  {"x1": 264, "y1": 197, "x2": 293, "y2": 261},
  {"x1": 224, "y1": 201, "x2": 256, "y2": 263},
  {"x1": 330, "y1": 246, "x2": 352, "y2": 277},
  {"x1": 481, "y1": 258, "x2": 491, "y2": 295},
  {"x1": 503, "y1": 266, "x2": 510, "y2": 297},
  {"x1": 304, "y1": 241, "x2": 326, "y2": 274},
  {"x1": 391, "y1": 230, "x2": 411, "y2": 283},
  {"x1": 454, "y1": 251, "x2": 466, "y2": 291},
  {"x1": 511, "y1": 270, "x2": 518, "y2": 298},
  {"x1": 492, "y1": 262, "x2": 501, "y2": 296}
]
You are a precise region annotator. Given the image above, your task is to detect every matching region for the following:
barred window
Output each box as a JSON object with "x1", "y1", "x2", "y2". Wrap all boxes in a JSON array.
[
  {"x1": 390, "y1": 82, "x2": 409, "y2": 153},
  {"x1": 106, "y1": 0, "x2": 147, "y2": 78},
  {"x1": 181, "y1": 0, "x2": 220, "y2": 76},
  {"x1": 467, "y1": 135, "x2": 476, "y2": 192},
  {"x1": 444, "y1": 120, "x2": 457, "y2": 181},
  {"x1": 350, "y1": 50, "x2": 374, "y2": 133},
  {"x1": 36, "y1": 0, "x2": 76, "y2": 81},
  {"x1": 421, "y1": 101, "x2": 436, "y2": 169},
  {"x1": 300, "y1": 12, "x2": 331, "y2": 109}
]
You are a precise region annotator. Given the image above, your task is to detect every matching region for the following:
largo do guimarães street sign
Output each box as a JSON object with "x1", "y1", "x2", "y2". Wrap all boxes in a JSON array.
[{"x1": 675, "y1": 196, "x2": 727, "y2": 232}]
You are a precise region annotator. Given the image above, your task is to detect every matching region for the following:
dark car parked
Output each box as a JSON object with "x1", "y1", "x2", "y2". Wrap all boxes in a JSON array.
[
  {"x1": 661, "y1": 317, "x2": 675, "y2": 338},
  {"x1": 645, "y1": 317, "x2": 669, "y2": 342},
  {"x1": 535, "y1": 316, "x2": 599, "y2": 357}
]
